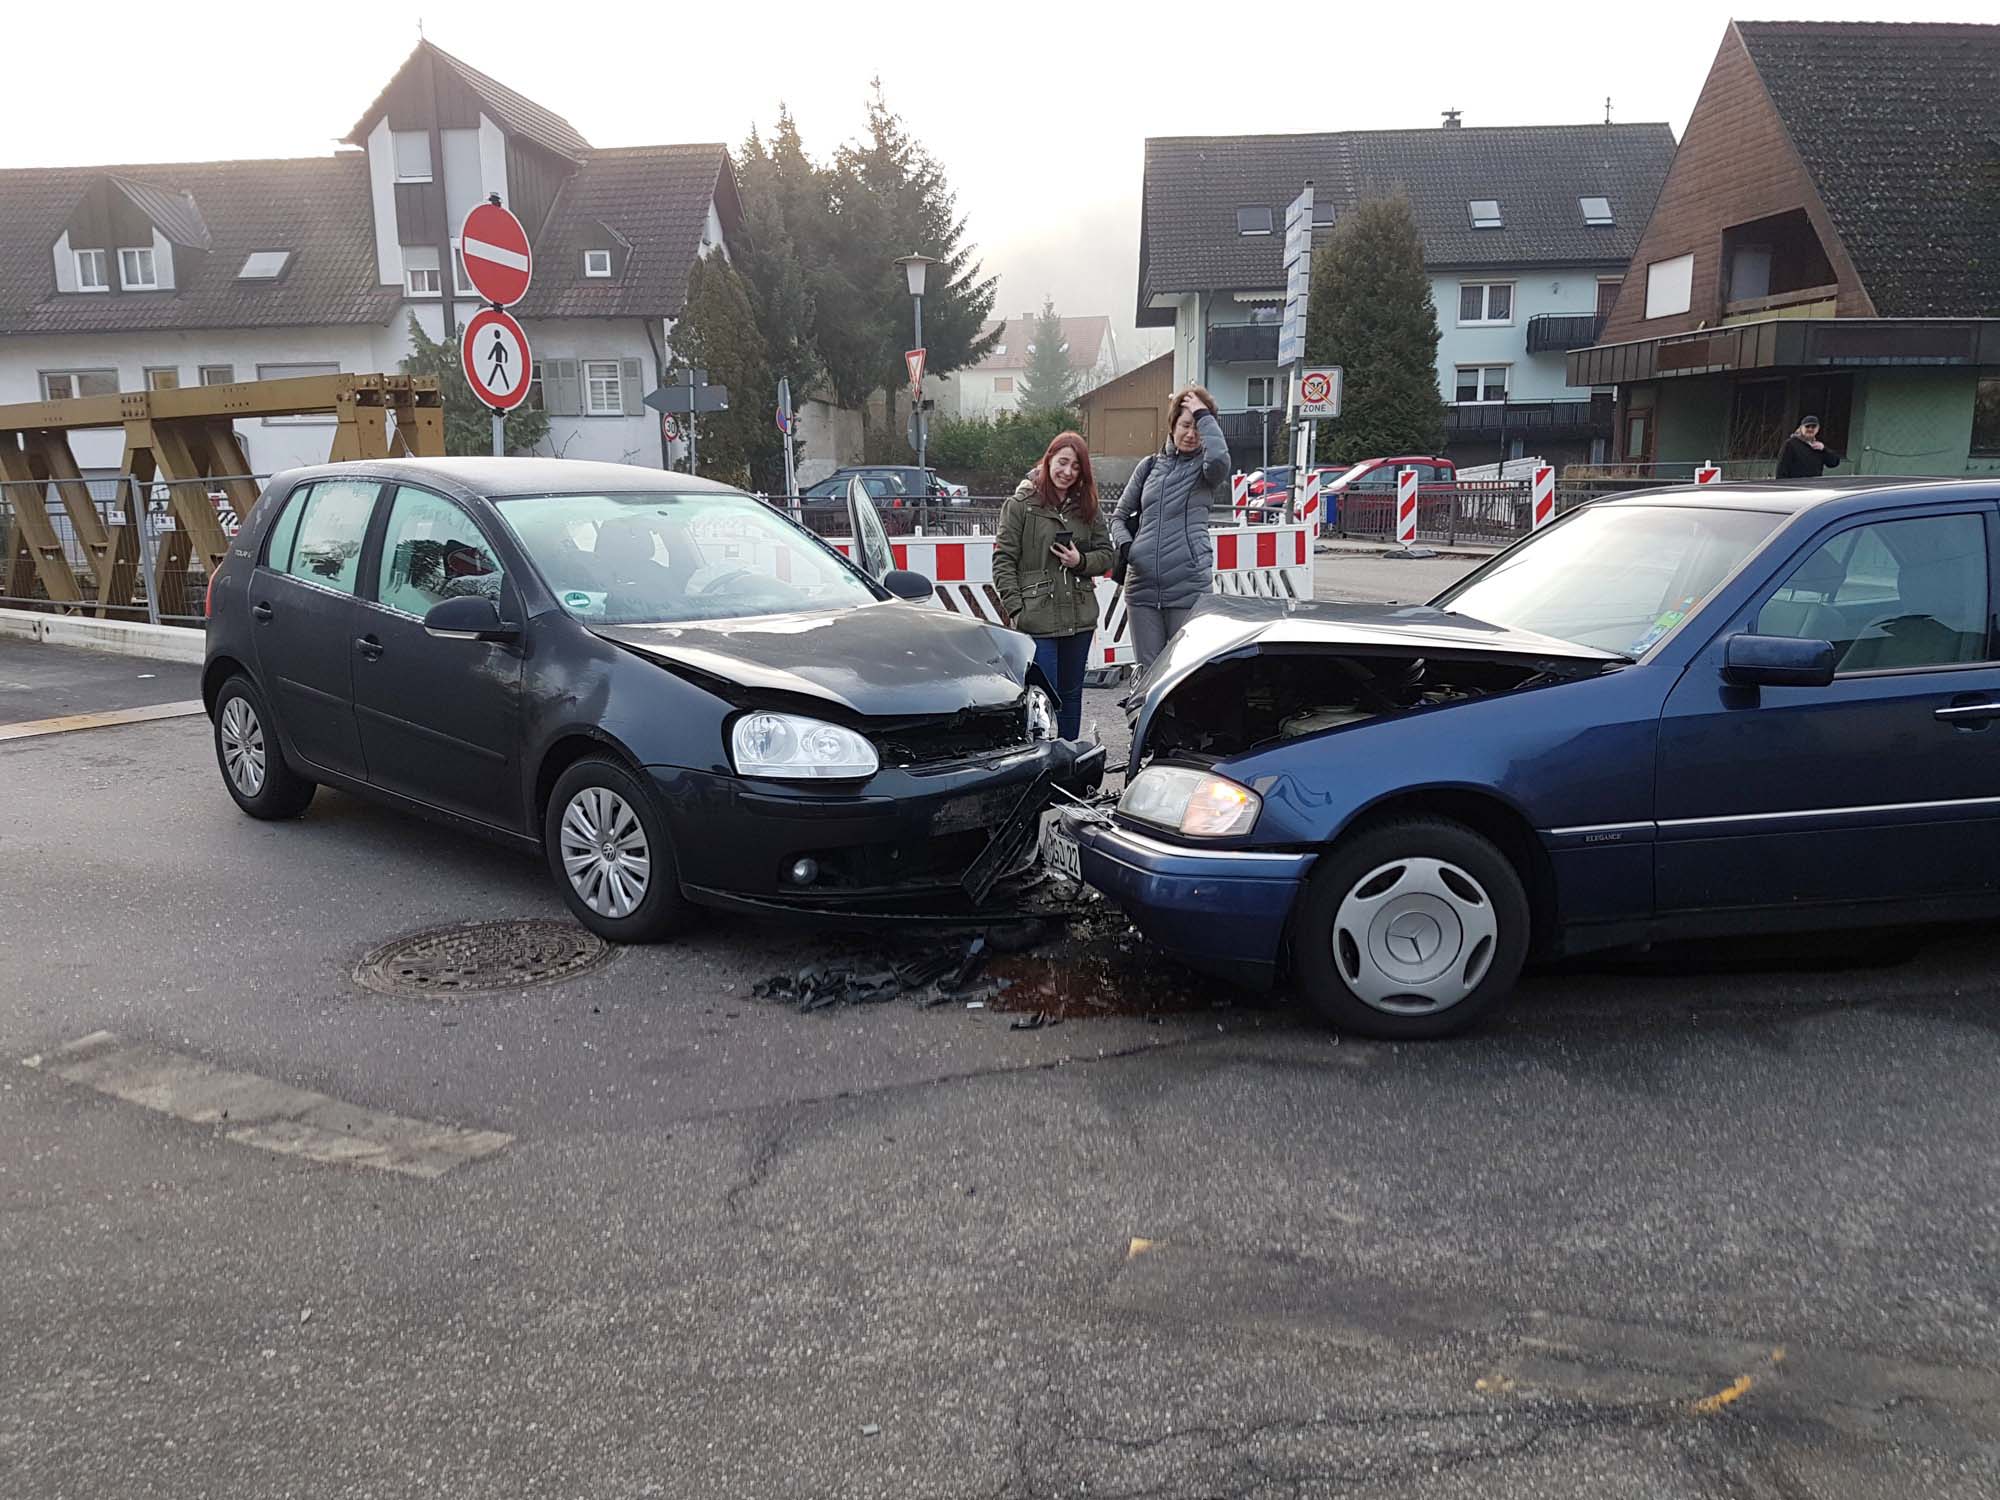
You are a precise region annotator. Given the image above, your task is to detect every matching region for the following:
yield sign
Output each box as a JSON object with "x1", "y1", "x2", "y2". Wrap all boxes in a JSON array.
[
  {"x1": 461, "y1": 307, "x2": 533, "y2": 411},
  {"x1": 906, "y1": 347, "x2": 926, "y2": 396},
  {"x1": 460, "y1": 201, "x2": 533, "y2": 306}
]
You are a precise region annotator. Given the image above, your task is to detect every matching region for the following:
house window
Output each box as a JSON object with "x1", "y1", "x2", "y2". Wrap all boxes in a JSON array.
[
  {"x1": 1312, "y1": 202, "x2": 1336, "y2": 228},
  {"x1": 1644, "y1": 253, "x2": 1694, "y2": 319},
  {"x1": 1580, "y1": 196, "x2": 1614, "y2": 227},
  {"x1": 146, "y1": 367, "x2": 180, "y2": 391},
  {"x1": 583, "y1": 360, "x2": 623, "y2": 416},
  {"x1": 1236, "y1": 206, "x2": 1273, "y2": 236},
  {"x1": 1972, "y1": 376, "x2": 2000, "y2": 457},
  {"x1": 1468, "y1": 200, "x2": 1502, "y2": 230},
  {"x1": 119, "y1": 247, "x2": 158, "y2": 290},
  {"x1": 1457, "y1": 283, "x2": 1514, "y2": 325},
  {"x1": 407, "y1": 266, "x2": 441, "y2": 297},
  {"x1": 41, "y1": 369, "x2": 119, "y2": 401},
  {"x1": 238, "y1": 250, "x2": 291, "y2": 280},
  {"x1": 1454, "y1": 365, "x2": 1508, "y2": 404},
  {"x1": 1246, "y1": 376, "x2": 1276, "y2": 407},
  {"x1": 199, "y1": 364, "x2": 235, "y2": 386},
  {"x1": 451, "y1": 242, "x2": 477, "y2": 297},
  {"x1": 528, "y1": 361, "x2": 545, "y2": 412},
  {"x1": 74, "y1": 248, "x2": 109, "y2": 292},
  {"x1": 392, "y1": 131, "x2": 433, "y2": 184},
  {"x1": 584, "y1": 250, "x2": 613, "y2": 278},
  {"x1": 258, "y1": 361, "x2": 340, "y2": 425},
  {"x1": 993, "y1": 376, "x2": 1014, "y2": 394}
]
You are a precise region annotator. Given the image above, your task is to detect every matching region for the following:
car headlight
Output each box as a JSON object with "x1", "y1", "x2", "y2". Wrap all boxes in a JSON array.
[
  {"x1": 1025, "y1": 687, "x2": 1057, "y2": 741},
  {"x1": 731, "y1": 712, "x2": 879, "y2": 780},
  {"x1": 1120, "y1": 766, "x2": 1261, "y2": 838}
]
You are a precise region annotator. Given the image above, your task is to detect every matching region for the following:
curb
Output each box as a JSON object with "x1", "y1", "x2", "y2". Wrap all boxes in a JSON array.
[
  {"x1": 1316, "y1": 544, "x2": 1502, "y2": 562},
  {"x1": 0, "y1": 607, "x2": 205, "y2": 664}
]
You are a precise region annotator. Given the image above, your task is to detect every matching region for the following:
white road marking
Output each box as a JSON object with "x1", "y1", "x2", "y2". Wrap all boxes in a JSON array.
[
  {"x1": 24, "y1": 1031, "x2": 511, "y2": 1179},
  {"x1": 462, "y1": 236, "x2": 529, "y2": 272},
  {"x1": 0, "y1": 699, "x2": 205, "y2": 742}
]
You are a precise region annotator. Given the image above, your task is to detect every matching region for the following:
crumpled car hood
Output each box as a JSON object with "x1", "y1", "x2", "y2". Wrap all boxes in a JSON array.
[
  {"x1": 594, "y1": 602, "x2": 1033, "y2": 717},
  {"x1": 1128, "y1": 595, "x2": 1622, "y2": 764}
]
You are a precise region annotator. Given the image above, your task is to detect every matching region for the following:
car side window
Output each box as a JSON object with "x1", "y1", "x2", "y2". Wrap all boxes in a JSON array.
[
  {"x1": 1754, "y1": 513, "x2": 1990, "y2": 673},
  {"x1": 282, "y1": 479, "x2": 380, "y2": 594},
  {"x1": 261, "y1": 487, "x2": 307, "y2": 572},
  {"x1": 375, "y1": 485, "x2": 505, "y2": 618}
]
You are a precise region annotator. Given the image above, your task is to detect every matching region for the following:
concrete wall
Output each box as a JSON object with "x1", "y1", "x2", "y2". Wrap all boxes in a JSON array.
[{"x1": 794, "y1": 399, "x2": 863, "y2": 487}]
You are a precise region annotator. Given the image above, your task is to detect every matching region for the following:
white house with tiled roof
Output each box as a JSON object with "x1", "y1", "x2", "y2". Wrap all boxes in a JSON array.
[
  {"x1": 0, "y1": 41, "x2": 738, "y2": 475},
  {"x1": 934, "y1": 314, "x2": 1119, "y2": 420}
]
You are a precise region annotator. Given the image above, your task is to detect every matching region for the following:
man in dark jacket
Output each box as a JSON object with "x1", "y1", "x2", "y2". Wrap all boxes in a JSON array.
[{"x1": 1775, "y1": 416, "x2": 1843, "y2": 479}]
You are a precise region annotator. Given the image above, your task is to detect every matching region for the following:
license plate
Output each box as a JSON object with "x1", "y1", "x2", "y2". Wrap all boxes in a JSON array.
[{"x1": 1038, "y1": 808, "x2": 1081, "y2": 883}]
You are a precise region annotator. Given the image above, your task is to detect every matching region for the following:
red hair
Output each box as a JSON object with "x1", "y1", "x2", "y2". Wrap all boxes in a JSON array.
[{"x1": 1031, "y1": 431, "x2": 1099, "y2": 523}]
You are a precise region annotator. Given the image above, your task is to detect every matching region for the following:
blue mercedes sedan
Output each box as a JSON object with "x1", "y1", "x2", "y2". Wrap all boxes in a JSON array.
[{"x1": 1070, "y1": 479, "x2": 2000, "y2": 1038}]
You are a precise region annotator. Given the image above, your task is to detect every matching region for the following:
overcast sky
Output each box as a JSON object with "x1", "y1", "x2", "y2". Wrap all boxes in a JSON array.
[{"x1": 9, "y1": 2, "x2": 1992, "y2": 369}]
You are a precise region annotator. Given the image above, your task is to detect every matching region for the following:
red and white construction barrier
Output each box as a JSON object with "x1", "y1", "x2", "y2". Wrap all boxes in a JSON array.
[
  {"x1": 1298, "y1": 468, "x2": 1323, "y2": 535},
  {"x1": 1531, "y1": 464, "x2": 1555, "y2": 529},
  {"x1": 1230, "y1": 472, "x2": 1253, "y2": 512},
  {"x1": 1694, "y1": 459, "x2": 1722, "y2": 485},
  {"x1": 824, "y1": 522, "x2": 1316, "y2": 674},
  {"x1": 1396, "y1": 467, "x2": 1420, "y2": 547}
]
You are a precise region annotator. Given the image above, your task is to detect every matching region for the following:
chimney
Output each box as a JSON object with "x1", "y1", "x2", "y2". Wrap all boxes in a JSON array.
[{"x1": 1442, "y1": 109, "x2": 1462, "y2": 129}]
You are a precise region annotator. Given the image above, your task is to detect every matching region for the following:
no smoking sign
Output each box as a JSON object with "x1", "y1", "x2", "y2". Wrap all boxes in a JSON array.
[{"x1": 460, "y1": 307, "x2": 533, "y2": 412}]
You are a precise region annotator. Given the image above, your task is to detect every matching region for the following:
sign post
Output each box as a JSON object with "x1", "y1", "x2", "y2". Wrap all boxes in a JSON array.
[
  {"x1": 1279, "y1": 183, "x2": 1315, "y2": 508},
  {"x1": 643, "y1": 368, "x2": 730, "y2": 476},
  {"x1": 457, "y1": 196, "x2": 534, "y2": 457},
  {"x1": 776, "y1": 377, "x2": 797, "y2": 503}
]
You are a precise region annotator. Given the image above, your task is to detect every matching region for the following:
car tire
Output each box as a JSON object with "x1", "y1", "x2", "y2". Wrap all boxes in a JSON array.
[
  {"x1": 1293, "y1": 817, "x2": 1530, "y2": 1040},
  {"x1": 544, "y1": 754, "x2": 690, "y2": 943},
  {"x1": 213, "y1": 675, "x2": 315, "y2": 820}
]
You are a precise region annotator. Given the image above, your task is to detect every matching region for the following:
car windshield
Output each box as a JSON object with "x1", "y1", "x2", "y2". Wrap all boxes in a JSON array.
[
  {"x1": 495, "y1": 491, "x2": 881, "y2": 626},
  {"x1": 1433, "y1": 503, "x2": 1785, "y2": 656}
]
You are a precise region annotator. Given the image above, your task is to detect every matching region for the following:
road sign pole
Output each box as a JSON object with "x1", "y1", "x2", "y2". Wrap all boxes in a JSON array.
[
  {"x1": 912, "y1": 294, "x2": 926, "y2": 471},
  {"x1": 492, "y1": 409, "x2": 504, "y2": 458},
  {"x1": 686, "y1": 365, "x2": 698, "y2": 476}
]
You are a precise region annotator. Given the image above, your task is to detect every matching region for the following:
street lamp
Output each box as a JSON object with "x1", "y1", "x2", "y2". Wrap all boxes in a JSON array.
[{"x1": 895, "y1": 253, "x2": 936, "y2": 470}]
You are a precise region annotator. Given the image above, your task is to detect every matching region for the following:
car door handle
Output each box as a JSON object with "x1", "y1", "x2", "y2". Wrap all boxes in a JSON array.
[
  {"x1": 1935, "y1": 700, "x2": 2000, "y2": 724},
  {"x1": 355, "y1": 635, "x2": 385, "y2": 661},
  {"x1": 251, "y1": 602, "x2": 274, "y2": 623}
]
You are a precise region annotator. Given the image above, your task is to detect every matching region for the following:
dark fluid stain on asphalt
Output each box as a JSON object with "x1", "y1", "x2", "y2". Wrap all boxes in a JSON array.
[{"x1": 985, "y1": 953, "x2": 1244, "y2": 1020}]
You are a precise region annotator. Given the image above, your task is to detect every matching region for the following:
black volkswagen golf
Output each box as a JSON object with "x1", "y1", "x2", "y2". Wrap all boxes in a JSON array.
[{"x1": 203, "y1": 458, "x2": 1102, "y2": 939}]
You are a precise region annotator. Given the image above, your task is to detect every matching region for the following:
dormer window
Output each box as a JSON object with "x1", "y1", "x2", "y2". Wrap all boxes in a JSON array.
[
  {"x1": 1468, "y1": 200, "x2": 1502, "y2": 230},
  {"x1": 1237, "y1": 205, "x2": 1274, "y2": 236},
  {"x1": 119, "y1": 247, "x2": 158, "y2": 289},
  {"x1": 74, "y1": 248, "x2": 109, "y2": 292},
  {"x1": 584, "y1": 249, "x2": 613, "y2": 278},
  {"x1": 1312, "y1": 202, "x2": 1336, "y2": 228},
  {"x1": 1580, "y1": 196, "x2": 1614, "y2": 227},
  {"x1": 237, "y1": 250, "x2": 291, "y2": 281},
  {"x1": 392, "y1": 132, "x2": 433, "y2": 184}
]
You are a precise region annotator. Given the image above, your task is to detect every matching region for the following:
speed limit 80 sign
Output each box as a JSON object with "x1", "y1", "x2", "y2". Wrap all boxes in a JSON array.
[{"x1": 1296, "y1": 366, "x2": 1344, "y2": 420}]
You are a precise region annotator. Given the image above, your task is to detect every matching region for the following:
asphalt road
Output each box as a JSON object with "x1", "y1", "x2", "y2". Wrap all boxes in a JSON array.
[{"x1": 4, "y1": 637, "x2": 2000, "y2": 1499}]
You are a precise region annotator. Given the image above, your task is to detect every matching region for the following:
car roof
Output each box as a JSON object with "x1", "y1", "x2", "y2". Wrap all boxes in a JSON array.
[
  {"x1": 1597, "y1": 476, "x2": 1994, "y2": 516},
  {"x1": 275, "y1": 456, "x2": 744, "y2": 499}
]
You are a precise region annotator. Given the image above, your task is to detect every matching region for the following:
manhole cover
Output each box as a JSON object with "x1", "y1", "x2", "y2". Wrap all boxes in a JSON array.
[{"x1": 355, "y1": 920, "x2": 614, "y2": 997}]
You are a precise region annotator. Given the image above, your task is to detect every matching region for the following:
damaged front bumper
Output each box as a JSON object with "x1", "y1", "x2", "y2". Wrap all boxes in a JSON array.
[
  {"x1": 1074, "y1": 816, "x2": 1315, "y2": 989},
  {"x1": 656, "y1": 738, "x2": 1106, "y2": 919}
]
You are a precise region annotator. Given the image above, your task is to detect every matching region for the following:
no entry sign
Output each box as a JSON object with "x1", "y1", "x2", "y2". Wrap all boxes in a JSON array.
[
  {"x1": 461, "y1": 307, "x2": 533, "y2": 412},
  {"x1": 460, "y1": 202, "x2": 532, "y2": 307}
]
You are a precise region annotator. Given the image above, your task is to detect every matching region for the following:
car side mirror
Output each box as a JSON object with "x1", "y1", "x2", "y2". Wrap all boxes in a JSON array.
[
  {"x1": 883, "y1": 569, "x2": 933, "y2": 603},
  {"x1": 423, "y1": 595, "x2": 519, "y2": 643},
  {"x1": 1721, "y1": 633, "x2": 1836, "y2": 688}
]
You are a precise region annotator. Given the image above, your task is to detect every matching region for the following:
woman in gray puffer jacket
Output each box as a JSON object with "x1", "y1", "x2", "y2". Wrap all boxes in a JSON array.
[{"x1": 1111, "y1": 384, "x2": 1230, "y2": 668}]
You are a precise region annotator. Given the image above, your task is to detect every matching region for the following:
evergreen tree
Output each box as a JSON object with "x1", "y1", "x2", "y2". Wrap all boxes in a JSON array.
[
  {"x1": 1303, "y1": 196, "x2": 1445, "y2": 463},
  {"x1": 733, "y1": 110, "x2": 823, "y2": 489},
  {"x1": 400, "y1": 316, "x2": 550, "y2": 456},
  {"x1": 1017, "y1": 297, "x2": 1079, "y2": 413},
  {"x1": 671, "y1": 254, "x2": 774, "y2": 488},
  {"x1": 817, "y1": 81, "x2": 1000, "y2": 426}
]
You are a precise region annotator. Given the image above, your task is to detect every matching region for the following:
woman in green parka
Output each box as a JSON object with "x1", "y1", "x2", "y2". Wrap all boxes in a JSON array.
[{"x1": 993, "y1": 430, "x2": 1113, "y2": 740}]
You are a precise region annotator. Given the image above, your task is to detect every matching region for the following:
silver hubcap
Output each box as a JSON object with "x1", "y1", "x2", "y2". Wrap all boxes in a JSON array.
[
  {"x1": 1332, "y1": 857, "x2": 1498, "y2": 1016},
  {"x1": 219, "y1": 696, "x2": 266, "y2": 798},
  {"x1": 559, "y1": 787, "x2": 652, "y2": 919}
]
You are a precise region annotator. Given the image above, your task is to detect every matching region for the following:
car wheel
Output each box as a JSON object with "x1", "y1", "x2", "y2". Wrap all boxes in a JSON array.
[
  {"x1": 544, "y1": 755, "x2": 690, "y2": 943},
  {"x1": 1293, "y1": 818, "x2": 1529, "y2": 1040},
  {"x1": 213, "y1": 675, "x2": 315, "y2": 820}
]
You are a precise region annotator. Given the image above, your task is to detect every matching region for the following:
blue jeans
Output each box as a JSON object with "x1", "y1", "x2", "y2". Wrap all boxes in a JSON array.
[{"x1": 1032, "y1": 630, "x2": 1093, "y2": 741}]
